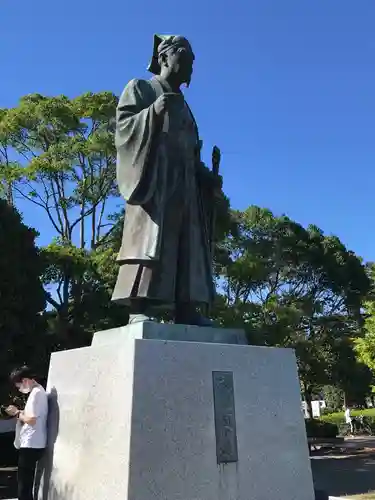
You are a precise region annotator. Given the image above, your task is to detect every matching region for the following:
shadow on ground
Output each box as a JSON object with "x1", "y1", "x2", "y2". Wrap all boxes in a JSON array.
[
  {"x1": 0, "y1": 432, "x2": 17, "y2": 500},
  {"x1": 312, "y1": 451, "x2": 375, "y2": 497},
  {"x1": 3, "y1": 430, "x2": 375, "y2": 499},
  {"x1": 0, "y1": 467, "x2": 17, "y2": 500}
]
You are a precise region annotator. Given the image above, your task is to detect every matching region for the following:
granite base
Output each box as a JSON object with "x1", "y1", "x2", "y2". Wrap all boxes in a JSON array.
[{"x1": 39, "y1": 323, "x2": 315, "y2": 500}]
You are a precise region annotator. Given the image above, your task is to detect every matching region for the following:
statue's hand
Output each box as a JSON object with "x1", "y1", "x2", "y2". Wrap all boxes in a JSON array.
[
  {"x1": 213, "y1": 175, "x2": 223, "y2": 199},
  {"x1": 154, "y1": 93, "x2": 184, "y2": 117},
  {"x1": 213, "y1": 173, "x2": 223, "y2": 191},
  {"x1": 198, "y1": 162, "x2": 223, "y2": 194}
]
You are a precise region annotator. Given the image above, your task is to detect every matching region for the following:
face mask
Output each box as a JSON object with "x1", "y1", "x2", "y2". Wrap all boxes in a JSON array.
[{"x1": 19, "y1": 385, "x2": 31, "y2": 395}]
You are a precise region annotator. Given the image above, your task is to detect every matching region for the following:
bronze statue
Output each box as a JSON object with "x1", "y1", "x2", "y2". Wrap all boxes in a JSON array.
[{"x1": 112, "y1": 34, "x2": 220, "y2": 325}]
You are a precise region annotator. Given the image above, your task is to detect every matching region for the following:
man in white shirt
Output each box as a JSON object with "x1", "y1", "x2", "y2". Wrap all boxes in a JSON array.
[
  {"x1": 6, "y1": 366, "x2": 48, "y2": 500},
  {"x1": 345, "y1": 406, "x2": 353, "y2": 434}
]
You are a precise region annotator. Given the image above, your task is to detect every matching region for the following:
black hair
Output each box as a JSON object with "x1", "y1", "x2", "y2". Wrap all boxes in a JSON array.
[{"x1": 9, "y1": 366, "x2": 36, "y2": 385}]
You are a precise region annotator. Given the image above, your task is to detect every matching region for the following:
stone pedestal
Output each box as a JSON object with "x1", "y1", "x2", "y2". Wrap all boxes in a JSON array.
[{"x1": 40, "y1": 323, "x2": 315, "y2": 500}]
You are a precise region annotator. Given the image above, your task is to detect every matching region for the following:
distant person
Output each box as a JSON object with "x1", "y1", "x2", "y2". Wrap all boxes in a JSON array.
[
  {"x1": 5, "y1": 366, "x2": 48, "y2": 500},
  {"x1": 345, "y1": 405, "x2": 353, "y2": 434}
]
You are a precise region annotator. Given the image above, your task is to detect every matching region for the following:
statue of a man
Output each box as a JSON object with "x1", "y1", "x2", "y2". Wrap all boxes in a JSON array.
[{"x1": 112, "y1": 34, "x2": 219, "y2": 325}]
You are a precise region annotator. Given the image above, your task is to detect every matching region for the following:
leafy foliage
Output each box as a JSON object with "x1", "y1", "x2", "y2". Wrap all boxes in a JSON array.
[
  {"x1": 213, "y1": 206, "x2": 371, "y2": 414},
  {"x1": 0, "y1": 92, "x2": 124, "y2": 347},
  {"x1": 354, "y1": 268, "x2": 375, "y2": 376},
  {"x1": 305, "y1": 419, "x2": 338, "y2": 438},
  {"x1": 0, "y1": 200, "x2": 46, "y2": 397},
  {"x1": 0, "y1": 91, "x2": 372, "y2": 411},
  {"x1": 321, "y1": 385, "x2": 345, "y2": 413}
]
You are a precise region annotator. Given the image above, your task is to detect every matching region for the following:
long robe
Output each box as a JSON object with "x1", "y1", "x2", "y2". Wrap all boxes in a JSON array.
[{"x1": 112, "y1": 76, "x2": 214, "y2": 307}]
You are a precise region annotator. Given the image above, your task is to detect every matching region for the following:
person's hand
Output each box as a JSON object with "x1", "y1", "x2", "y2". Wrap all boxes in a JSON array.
[
  {"x1": 153, "y1": 93, "x2": 183, "y2": 117},
  {"x1": 5, "y1": 405, "x2": 19, "y2": 417}
]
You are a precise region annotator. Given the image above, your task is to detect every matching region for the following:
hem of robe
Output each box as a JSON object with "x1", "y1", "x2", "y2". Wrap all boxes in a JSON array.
[
  {"x1": 116, "y1": 257, "x2": 158, "y2": 264},
  {"x1": 112, "y1": 262, "x2": 211, "y2": 306},
  {"x1": 111, "y1": 296, "x2": 207, "y2": 309}
]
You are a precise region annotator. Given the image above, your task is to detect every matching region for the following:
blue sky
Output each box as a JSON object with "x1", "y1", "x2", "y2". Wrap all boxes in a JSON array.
[{"x1": 1, "y1": 0, "x2": 375, "y2": 260}]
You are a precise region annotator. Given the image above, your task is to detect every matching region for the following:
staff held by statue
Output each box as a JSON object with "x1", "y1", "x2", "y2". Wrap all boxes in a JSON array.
[{"x1": 209, "y1": 145, "x2": 221, "y2": 261}]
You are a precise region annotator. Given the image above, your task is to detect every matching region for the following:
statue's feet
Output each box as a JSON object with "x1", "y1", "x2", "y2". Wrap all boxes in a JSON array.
[
  {"x1": 128, "y1": 313, "x2": 152, "y2": 325},
  {"x1": 175, "y1": 304, "x2": 215, "y2": 327},
  {"x1": 191, "y1": 314, "x2": 215, "y2": 327}
]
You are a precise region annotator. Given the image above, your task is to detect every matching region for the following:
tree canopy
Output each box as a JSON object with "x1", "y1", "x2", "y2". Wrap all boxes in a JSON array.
[
  {"x1": 213, "y1": 206, "x2": 371, "y2": 412},
  {"x1": 0, "y1": 199, "x2": 46, "y2": 396},
  {"x1": 0, "y1": 93, "x2": 124, "y2": 348},
  {"x1": 354, "y1": 266, "x2": 375, "y2": 382},
  {"x1": 0, "y1": 91, "x2": 372, "y2": 412}
]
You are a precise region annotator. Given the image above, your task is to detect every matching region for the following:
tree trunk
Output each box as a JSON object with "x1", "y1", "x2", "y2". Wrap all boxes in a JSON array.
[
  {"x1": 7, "y1": 181, "x2": 13, "y2": 206},
  {"x1": 304, "y1": 385, "x2": 313, "y2": 419},
  {"x1": 80, "y1": 204, "x2": 85, "y2": 248}
]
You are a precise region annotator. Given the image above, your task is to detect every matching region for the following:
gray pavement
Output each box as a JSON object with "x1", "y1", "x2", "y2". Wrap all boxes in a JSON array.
[
  {"x1": 311, "y1": 437, "x2": 375, "y2": 497},
  {"x1": 4, "y1": 437, "x2": 375, "y2": 500}
]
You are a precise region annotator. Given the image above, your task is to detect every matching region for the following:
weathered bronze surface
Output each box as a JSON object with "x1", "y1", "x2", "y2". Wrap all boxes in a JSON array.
[
  {"x1": 212, "y1": 371, "x2": 238, "y2": 463},
  {"x1": 112, "y1": 34, "x2": 220, "y2": 326}
]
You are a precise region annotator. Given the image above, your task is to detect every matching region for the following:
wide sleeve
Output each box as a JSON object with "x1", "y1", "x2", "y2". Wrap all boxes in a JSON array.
[{"x1": 116, "y1": 79, "x2": 160, "y2": 205}]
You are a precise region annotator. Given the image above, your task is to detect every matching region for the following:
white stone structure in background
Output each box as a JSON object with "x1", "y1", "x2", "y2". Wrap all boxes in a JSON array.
[{"x1": 302, "y1": 400, "x2": 327, "y2": 418}]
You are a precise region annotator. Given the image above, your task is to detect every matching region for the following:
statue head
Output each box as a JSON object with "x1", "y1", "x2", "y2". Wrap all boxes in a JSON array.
[{"x1": 147, "y1": 34, "x2": 195, "y2": 86}]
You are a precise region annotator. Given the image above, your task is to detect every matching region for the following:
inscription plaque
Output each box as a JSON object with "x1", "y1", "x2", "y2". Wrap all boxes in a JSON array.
[{"x1": 212, "y1": 371, "x2": 238, "y2": 463}]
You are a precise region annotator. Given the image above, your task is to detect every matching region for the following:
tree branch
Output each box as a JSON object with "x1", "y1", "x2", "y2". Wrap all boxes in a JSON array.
[
  {"x1": 94, "y1": 222, "x2": 116, "y2": 249},
  {"x1": 45, "y1": 291, "x2": 62, "y2": 312},
  {"x1": 48, "y1": 179, "x2": 65, "y2": 236}
]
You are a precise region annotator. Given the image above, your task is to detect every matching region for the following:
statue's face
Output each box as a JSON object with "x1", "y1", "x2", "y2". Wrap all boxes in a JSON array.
[{"x1": 166, "y1": 44, "x2": 195, "y2": 85}]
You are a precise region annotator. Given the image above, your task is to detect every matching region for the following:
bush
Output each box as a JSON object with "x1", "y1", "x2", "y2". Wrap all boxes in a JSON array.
[
  {"x1": 320, "y1": 408, "x2": 375, "y2": 435},
  {"x1": 320, "y1": 412, "x2": 349, "y2": 435},
  {"x1": 320, "y1": 406, "x2": 338, "y2": 416},
  {"x1": 320, "y1": 413, "x2": 344, "y2": 426},
  {"x1": 305, "y1": 419, "x2": 338, "y2": 438}
]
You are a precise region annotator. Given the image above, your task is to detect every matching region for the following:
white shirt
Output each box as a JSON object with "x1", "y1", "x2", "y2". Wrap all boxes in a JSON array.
[
  {"x1": 19, "y1": 385, "x2": 48, "y2": 449},
  {"x1": 345, "y1": 408, "x2": 352, "y2": 424}
]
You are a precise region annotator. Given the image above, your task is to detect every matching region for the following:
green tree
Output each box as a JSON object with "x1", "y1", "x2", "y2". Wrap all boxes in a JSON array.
[
  {"x1": 0, "y1": 93, "x2": 231, "y2": 346},
  {"x1": 322, "y1": 385, "x2": 344, "y2": 412},
  {"x1": 354, "y1": 267, "x2": 375, "y2": 379},
  {"x1": 214, "y1": 206, "x2": 370, "y2": 416},
  {"x1": 0, "y1": 93, "x2": 123, "y2": 346},
  {"x1": 0, "y1": 200, "x2": 46, "y2": 398},
  {"x1": 0, "y1": 108, "x2": 15, "y2": 204},
  {"x1": 331, "y1": 335, "x2": 373, "y2": 406}
]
